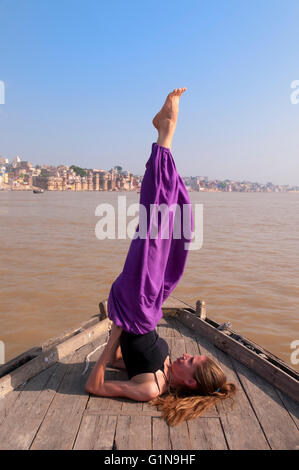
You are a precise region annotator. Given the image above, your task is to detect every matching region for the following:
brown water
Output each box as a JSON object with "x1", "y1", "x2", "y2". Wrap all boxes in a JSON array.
[{"x1": 0, "y1": 191, "x2": 298, "y2": 369}]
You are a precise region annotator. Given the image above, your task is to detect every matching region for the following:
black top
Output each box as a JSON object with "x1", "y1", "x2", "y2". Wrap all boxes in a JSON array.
[{"x1": 119, "y1": 329, "x2": 169, "y2": 386}]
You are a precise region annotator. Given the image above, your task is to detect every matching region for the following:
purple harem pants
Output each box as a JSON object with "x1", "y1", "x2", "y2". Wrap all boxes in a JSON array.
[{"x1": 107, "y1": 143, "x2": 194, "y2": 334}]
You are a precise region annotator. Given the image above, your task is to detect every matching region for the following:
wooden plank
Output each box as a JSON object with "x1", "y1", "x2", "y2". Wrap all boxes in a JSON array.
[
  {"x1": 232, "y1": 358, "x2": 299, "y2": 450},
  {"x1": 0, "y1": 318, "x2": 110, "y2": 399},
  {"x1": 162, "y1": 316, "x2": 182, "y2": 338},
  {"x1": 196, "y1": 331, "x2": 270, "y2": 450},
  {"x1": 152, "y1": 417, "x2": 172, "y2": 450},
  {"x1": 0, "y1": 347, "x2": 41, "y2": 379},
  {"x1": 0, "y1": 358, "x2": 72, "y2": 450},
  {"x1": 142, "y1": 399, "x2": 156, "y2": 414},
  {"x1": 156, "y1": 317, "x2": 177, "y2": 338},
  {"x1": 83, "y1": 409, "x2": 162, "y2": 417},
  {"x1": 276, "y1": 389, "x2": 299, "y2": 430},
  {"x1": 0, "y1": 382, "x2": 26, "y2": 427},
  {"x1": 114, "y1": 415, "x2": 152, "y2": 450},
  {"x1": 114, "y1": 415, "x2": 130, "y2": 449},
  {"x1": 121, "y1": 398, "x2": 143, "y2": 413},
  {"x1": 157, "y1": 316, "x2": 185, "y2": 338},
  {"x1": 30, "y1": 338, "x2": 105, "y2": 450},
  {"x1": 173, "y1": 318, "x2": 198, "y2": 339},
  {"x1": 73, "y1": 413, "x2": 117, "y2": 450},
  {"x1": 184, "y1": 335, "x2": 201, "y2": 357},
  {"x1": 176, "y1": 309, "x2": 299, "y2": 404},
  {"x1": 169, "y1": 421, "x2": 192, "y2": 450},
  {"x1": 187, "y1": 418, "x2": 228, "y2": 450}
]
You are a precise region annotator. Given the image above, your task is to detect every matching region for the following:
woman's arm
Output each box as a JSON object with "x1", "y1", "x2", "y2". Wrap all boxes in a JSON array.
[
  {"x1": 87, "y1": 378, "x2": 158, "y2": 402},
  {"x1": 85, "y1": 323, "x2": 158, "y2": 401},
  {"x1": 84, "y1": 323, "x2": 123, "y2": 393}
]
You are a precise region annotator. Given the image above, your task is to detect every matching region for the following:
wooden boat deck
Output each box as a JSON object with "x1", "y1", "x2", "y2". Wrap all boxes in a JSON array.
[{"x1": 0, "y1": 296, "x2": 298, "y2": 450}]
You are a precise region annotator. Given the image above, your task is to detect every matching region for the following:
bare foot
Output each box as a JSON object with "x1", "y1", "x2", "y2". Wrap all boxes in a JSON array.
[{"x1": 152, "y1": 87, "x2": 187, "y2": 132}]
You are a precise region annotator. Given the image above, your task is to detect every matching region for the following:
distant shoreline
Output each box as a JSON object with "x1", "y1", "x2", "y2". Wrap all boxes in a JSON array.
[{"x1": 1, "y1": 186, "x2": 298, "y2": 194}]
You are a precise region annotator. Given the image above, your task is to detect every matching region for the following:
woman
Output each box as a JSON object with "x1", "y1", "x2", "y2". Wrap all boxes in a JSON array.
[{"x1": 85, "y1": 88, "x2": 236, "y2": 425}]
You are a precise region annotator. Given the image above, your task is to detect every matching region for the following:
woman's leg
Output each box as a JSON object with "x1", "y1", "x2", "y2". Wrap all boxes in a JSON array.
[
  {"x1": 107, "y1": 88, "x2": 189, "y2": 335},
  {"x1": 152, "y1": 87, "x2": 187, "y2": 151}
]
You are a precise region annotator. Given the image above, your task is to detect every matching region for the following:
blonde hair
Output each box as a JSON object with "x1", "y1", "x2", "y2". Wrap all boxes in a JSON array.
[{"x1": 150, "y1": 356, "x2": 236, "y2": 426}]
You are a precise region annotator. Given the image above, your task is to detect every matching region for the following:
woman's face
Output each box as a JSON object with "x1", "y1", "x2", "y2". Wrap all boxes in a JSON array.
[{"x1": 171, "y1": 353, "x2": 207, "y2": 389}]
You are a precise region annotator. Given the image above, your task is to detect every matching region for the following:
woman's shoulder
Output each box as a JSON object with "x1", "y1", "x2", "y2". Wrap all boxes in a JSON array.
[
  {"x1": 129, "y1": 375, "x2": 161, "y2": 399},
  {"x1": 130, "y1": 354, "x2": 170, "y2": 397}
]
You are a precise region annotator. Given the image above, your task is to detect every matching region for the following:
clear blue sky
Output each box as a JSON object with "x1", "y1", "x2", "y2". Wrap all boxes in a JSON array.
[{"x1": 0, "y1": 0, "x2": 298, "y2": 185}]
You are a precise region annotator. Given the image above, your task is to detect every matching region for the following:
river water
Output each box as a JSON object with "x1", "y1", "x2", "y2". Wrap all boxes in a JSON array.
[{"x1": 0, "y1": 190, "x2": 298, "y2": 369}]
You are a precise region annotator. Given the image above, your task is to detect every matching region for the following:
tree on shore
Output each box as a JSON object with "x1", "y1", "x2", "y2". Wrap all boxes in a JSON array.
[
  {"x1": 40, "y1": 168, "x2": 49, "y2": 177},
  {"x1": 70, "y1": 165, "x2": 87, "y2": 177}
]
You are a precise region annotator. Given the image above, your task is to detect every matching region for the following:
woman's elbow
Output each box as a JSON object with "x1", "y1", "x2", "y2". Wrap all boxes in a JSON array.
[
  {"x1": 85, "y1": 381, "x2": 100, "y2": 396},
  {"x1": 85, "y1": 383, "x2": 106, "y2": 397},
  {"x1": 85, "y1": 383, "x2": 94, "y2": 395}
]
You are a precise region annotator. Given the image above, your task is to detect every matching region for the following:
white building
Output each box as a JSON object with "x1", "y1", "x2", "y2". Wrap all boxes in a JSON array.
[{"x1": 12, "y1": 156, "x2": 21, "y2": 167}]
